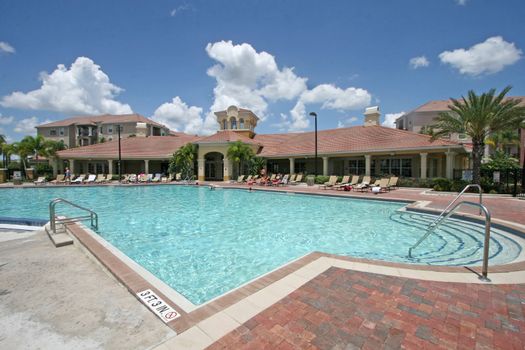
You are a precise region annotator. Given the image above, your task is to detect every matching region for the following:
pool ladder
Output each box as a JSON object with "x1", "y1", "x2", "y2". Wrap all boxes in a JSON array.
[
  {"x1": 49, "y1": 198, "x2": 98, "y2": 234},
  {"x1": 408, "y1": 185, "x2": 492, "y2": 281}
]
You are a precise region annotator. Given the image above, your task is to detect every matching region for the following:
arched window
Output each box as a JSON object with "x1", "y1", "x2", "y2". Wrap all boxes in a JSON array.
[
  {"x1": 230, "y1": 117, "x2": 237, "y2": 129},
  {"x1": 222, "y1": 119, "x2": 227, "y2": 130},
  {"x1": 239, "y1": 118, "x2": 245, "y2": 129}
]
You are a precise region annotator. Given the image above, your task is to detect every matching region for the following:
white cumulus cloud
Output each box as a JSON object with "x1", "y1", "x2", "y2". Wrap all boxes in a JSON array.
[
  {"x1": 284, "y1": 84, "x2": 371, "y2": 131},
  {"x1": 1, "y1": 56, "x2": 132, "y2": 115},
  {"x1": 409, "y1": 56, "x2": 430, "y2": 69},
  {"x1": 337, "y1": 116, "x2": 359, "y2": 128},
  {"x1": 0, "y1": 41, "x2": 15, "y2": 54},
  {"x1": 382, "y1": 112, "x2": 405, "y2": 128},
  {"x1": 0, "y1": 114, "x2": 14, "y2": 125},
  {"x1": 152, "y1": 96, "x2": 215, "y2": 135},
  {"x1": 14, "y1": 116, "x2": 51, "y2": 135},
  {"x1": 205, "y1": 40, "x2": 307, "y2": 121},
  {"x1": 439, "y1": 36, "x2": 522, "y2": 76}
]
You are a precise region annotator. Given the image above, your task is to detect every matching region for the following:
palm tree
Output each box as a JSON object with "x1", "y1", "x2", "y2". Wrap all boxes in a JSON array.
[
  {"x1": 486, "y1": 129, "x2": 520, "y2": 154},
  {"x1": 430, "y1": 86, "x2": 525, "y2": 184},
  {"x1": 169, "y1": 143, "x2": 197, "y2": 180},
  {"x1": 249, "y1": 156, "x2": 266, "y2": 176},
  {"x1": 0, "y1": 134, "x2": 6, "y2": 167},
  {"x1": 227, "y1": 141, "x2": 255, "y2": 178}
]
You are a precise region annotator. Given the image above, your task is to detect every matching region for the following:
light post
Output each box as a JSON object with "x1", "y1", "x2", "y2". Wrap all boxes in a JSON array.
[
  {"x1": 309, "y1": 112, "x2": 318, "y2": 177},
  {"x1": 117, "y1": 125, "x2": 122, "y2": 183}
]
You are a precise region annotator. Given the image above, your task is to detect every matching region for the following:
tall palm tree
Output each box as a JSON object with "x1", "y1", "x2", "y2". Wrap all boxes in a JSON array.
[
  {"x1": 430, "y1": 86, "x2": 525, "y2": 184},
  {"x1": 169, "y1": 143, "x2": 197, "y2": 180},
  {"x1": 227, "y1": 141, "x2": 255, "y2": 178},
  {"x1": 486, "y1": 129, "x2": 520, "y2": 154}
]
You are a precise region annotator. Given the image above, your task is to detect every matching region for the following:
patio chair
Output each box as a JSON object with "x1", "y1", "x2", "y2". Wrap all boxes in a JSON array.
[
  {"x1": 50, "y1": 174, "x2": 65, "y2": 185},
  {"x1": 354, "y1": 176, "x2": 371, "y2": 192},
  {"x1": 387, "y1": 176, "x2": 399, "y2": 190},
  {"x1": 127, "y1": 174, "x2": 137, "y2": 183},
  {"x1": 85, "y1": 174, "x2": 97, "y2": 183},
  {"x1": 333, "y1": 175, "x2": 350, "y2": 190},
  {"x1": 152, "y1": 173, "x2": 162, "y2": 182},
  {"x1": 349, "y1": 175, "x2": 360, "y2": 185},
  {"x1": 175, "y1": 173, "x2": 182, "y2": 181},
  {"x1": 34, "y1": 176, "x2": 46, "y2": 185},
  {"x1": 319, "y1": 176, "x2": 338, "y2": 189},
  {"x1": 274, "y1": 174, "x2": 289, "y2": 186},
  {"x1": 95, "y1": 174, "x2": 106, "y2": 183},
  {"x1": 236, "y1": 175, "x2": 245, "y2": 183},
  {"x1": 372, "y1": 178, "x2": 390, "y2": 193},
  {"x1": 290, "y1": 174, "x2": 302, "y2": 185},
  {"x1": 288, "y1": 174, "x2": 296, "y2": 183},
  {"x1": 105, "y1": 174, "x2": 114, "y2": 182},
  {"x1": 245, "y1": 175, "x2": 252, "y2": 183},
  {"x1": 71, "y1": 174, "x2": 85, "y2": 184}
]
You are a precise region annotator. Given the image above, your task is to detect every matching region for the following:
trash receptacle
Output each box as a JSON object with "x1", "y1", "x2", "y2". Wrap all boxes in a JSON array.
[{"x1": 306, "y1": 175, "x2": 315, "y2": 186}]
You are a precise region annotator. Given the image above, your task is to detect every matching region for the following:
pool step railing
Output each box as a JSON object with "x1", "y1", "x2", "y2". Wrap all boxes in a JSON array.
[
  {"x1": 49, "y1": 198, "x2": 99, "y2": 234},
  {"x1": 408, "y1": 200, "x2": 492, "y2": 281},
  {"x1": 408, "y1": 184, "x2": 482, "y2": 258}
]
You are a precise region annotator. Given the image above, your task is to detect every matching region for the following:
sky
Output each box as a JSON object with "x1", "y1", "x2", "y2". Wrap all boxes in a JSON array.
[{"x1": 1, "y1": 0, "x2": 524, "y2": 142}]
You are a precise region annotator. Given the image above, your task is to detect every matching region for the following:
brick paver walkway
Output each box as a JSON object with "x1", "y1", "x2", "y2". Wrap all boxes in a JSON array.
[{"x1": 208, "y1": 268, "x2": 525, "y2": 350}]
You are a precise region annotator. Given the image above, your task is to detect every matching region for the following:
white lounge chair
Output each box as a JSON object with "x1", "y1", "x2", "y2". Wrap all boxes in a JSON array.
[
  {"x1": 34, "y1": 176, "x2": 46, "y2": 185},
  {"x1": 71, "y1": 175, "x2": 85, "y2": 184},
  {"x1": 85, "y1": 174, "x2": 96, "y2": 183},
  {"x1": 152, "y1": 173, "x2": 162, "y2": 182}
]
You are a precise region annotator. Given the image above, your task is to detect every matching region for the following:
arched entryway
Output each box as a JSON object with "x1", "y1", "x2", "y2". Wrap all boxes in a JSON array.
[{"x1": 204, "y1": 152, "x2": 224, "y2": 181}]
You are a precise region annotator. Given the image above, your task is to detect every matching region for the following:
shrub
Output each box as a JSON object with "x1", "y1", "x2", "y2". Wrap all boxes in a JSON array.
[
  {"x1": 398, "y1": 177, "x2": 434, "y2": 188},
  {"x1": 450, "y1": 179, "x2": 470, "y2": 192},
  {"x1": 314, "y1": 175, "x2": 330, "y2": 184},
  {"x1": 431, "y1": 178, "x2": 451, "y2": 191},
  {"x1": 7, "y1": 162, "x2": 21, "y2": 170},
  {"x1": 35, "y1": 163, "x2": 54, "y2": 180}
]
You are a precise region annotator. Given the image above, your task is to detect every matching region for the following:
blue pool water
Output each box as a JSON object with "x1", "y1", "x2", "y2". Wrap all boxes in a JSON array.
[{"x1": 0, "y1": 185, "x2": 522, "y2": 304}]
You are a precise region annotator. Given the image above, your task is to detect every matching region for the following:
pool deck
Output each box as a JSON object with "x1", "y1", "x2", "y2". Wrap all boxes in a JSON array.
[{"x1": 1, "y1": 181, "x2": 525, "y2": 349}]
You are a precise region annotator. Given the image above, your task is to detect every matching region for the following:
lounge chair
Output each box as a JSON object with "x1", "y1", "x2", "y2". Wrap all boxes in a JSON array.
[
  {"x1": 85, "y1": 174, "x2": 97, "y2": 184},
  {"x1": 387, "y1": 176, "x2": 399, "y2": 190},
  {"x1": 288, "y1": 174, "x2": 296, "y2": 183},
  {"x1": 95, "y1": 174, "x2": 106, "y2": 183},
  {"x1": 245, "y1": 175, "x2": 252, "y2": 183},
  {"x1": 370, "y1": 179, "x2": 381, "y2": 187},
  {"x1": 34, "y1": 176, "x2": 46, "y2": 185},
  {"x1": 175, "y1": 173, "x2": 182, "y2": 181},
  {"x1": 354, "y1": 176, "x2": 371, "y2": 192},
  {"x1": 274, "y1": 174, "x2": 289, "y2": 186},
  {"x1": 163, "y1": 174, "x2": 174, "y2": 183},
  {"x1": 105, "y1": 174, "x2": 114, "y2": 183},
  {"x1": 236, "y1": 175, "x2": 245, "y2": 183},
  {"x1": 50, "y1": 174, "x2": 65, "y2": 185},
  {"x1": 320, "y1": 175, "x2": 338, "y2": 189},
  {"x1": 334, "y1": 175, "x2": 350, "y2": 190},
  {"x1": 127, "y1": 174, "x2": 137, "y2": 183},
  {"x1": 71, "y1": 174, "x2": 85, "y2": 184},
  {"x1": 290, "y1": 174, "x2": 302, "y2": 185},
  {"x1": 372, "y1": 178, "x2": 390, "y2": 193},
  {"x1": 349, "y1": 175, "x2": 360, "y2": 186},
  {"x1": 152, "y1": 173, "x2": 162, "y2": 182}
]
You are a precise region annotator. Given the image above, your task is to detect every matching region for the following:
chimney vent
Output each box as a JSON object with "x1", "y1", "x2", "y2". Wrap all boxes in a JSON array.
[{"x1": 364, "y1": 106, "x2": 381, "y2": 127}]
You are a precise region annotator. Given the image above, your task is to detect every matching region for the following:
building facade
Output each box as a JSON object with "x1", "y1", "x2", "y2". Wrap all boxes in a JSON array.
[
  {"x1": 37, "y1": 114, "x2": 171, "y2": 148},
  {"x1": 54, "y1": 105, "x2": 470, "y2": 181}
]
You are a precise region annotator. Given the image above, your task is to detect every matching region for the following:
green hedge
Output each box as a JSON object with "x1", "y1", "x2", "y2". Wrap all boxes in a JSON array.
[{"x1": 35, "y1": 163, "x2": 54, "y2": 180}]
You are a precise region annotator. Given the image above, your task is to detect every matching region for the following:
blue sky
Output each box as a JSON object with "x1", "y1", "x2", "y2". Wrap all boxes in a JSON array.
[{"x1": 1, "y1": 0, "x2": 524, "y2": 141}]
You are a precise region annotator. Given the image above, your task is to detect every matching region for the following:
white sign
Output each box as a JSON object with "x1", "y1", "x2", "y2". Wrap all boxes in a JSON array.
[
  {"x1": 493, "y1": 171, "x2": 500, "y2": 183},
  {"x1": 137, "y1": 289, "x2": 180, "y2": 323},
  {"x1": 462, "y1": 170, "x2": 473, "y2": 181},
  {"x1": 13, "y1": 171, "x2": 22, "y2": 180}
]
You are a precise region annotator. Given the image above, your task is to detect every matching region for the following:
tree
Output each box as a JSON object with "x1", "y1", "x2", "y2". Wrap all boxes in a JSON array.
[
  {"x1": 430, "y1": 86, "x2": 525, "y2": 185},
  {"x1": 0, "y1": 134, "x2": 6, "y2": 166},
  {"x1": 226, "y1": 141, "x2": 255, "y2": 178},
  {"x1": 486, "y1": 129, "x2": 520, "y2": 153},
  {"x1": 249, "y1": 156, "x2": 266, "y2": 176},
  {"x1": 169, "y1": 143, "x2": 197, "y2": 180}
]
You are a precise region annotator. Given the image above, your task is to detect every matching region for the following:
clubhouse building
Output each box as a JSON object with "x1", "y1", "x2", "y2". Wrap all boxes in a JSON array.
[{"x1": 46, "y1": 105, "x2": 471, "y2": 181}]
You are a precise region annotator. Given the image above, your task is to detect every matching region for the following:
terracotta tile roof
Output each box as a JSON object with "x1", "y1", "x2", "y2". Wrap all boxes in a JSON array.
[
  {"x1": 37, "y1": 113, "x2": 167, "y2": 129},
  {"x1": 194, "y1": 130, "x2": 260, "y2": 145},
  {"x1": 255, "y1": 125, "x2": 463, "y2": 157},
  {"x1": 56, "y1": 135, "x2": 199, "y2": 159},
  {"x1": 412, "y1": 96, "x2": 525, "y2": 113}
]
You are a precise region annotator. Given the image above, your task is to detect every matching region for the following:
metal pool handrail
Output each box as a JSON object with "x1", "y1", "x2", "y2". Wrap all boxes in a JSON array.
[
  {"x1": 49, "y1": 198, "x2": 98, "y2": 233},
  {"x1": 408, "y1": 184, "x2": 482, "y2": 258},
  {"x1": 409, "y1": 201, "x2": 492, "y2": 281}
]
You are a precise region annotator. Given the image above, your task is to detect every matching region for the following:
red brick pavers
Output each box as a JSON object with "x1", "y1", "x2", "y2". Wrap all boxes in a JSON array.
[{"x1": 208, "y1": 268, "x2": 525, "y2": 350}]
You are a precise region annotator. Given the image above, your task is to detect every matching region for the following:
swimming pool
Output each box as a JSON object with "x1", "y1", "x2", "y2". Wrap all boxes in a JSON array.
[{"x1": 0, "y1": 185, "x2": 523, "y2": 304}]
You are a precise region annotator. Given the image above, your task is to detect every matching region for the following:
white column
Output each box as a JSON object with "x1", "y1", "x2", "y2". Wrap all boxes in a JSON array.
[
  {"x1": 197, "y1": 158, "x2": 205, "y2": 181},
  {"x1": 223, "y1": 159, "x2": 232, "y2": 181},
  {"x1": 445, "y1": 151, "x2": 456, "y2": 179},
  {"x1": 420, "y1": 153, "x2": 428, "y2": 179},
  {"x1": 69, "y1": 159, "x2": 75, "y2": 174},
  {"x1": 51, "y1": 158, "x2": 58, "y2": 177},
  {"x1": 322, "y1": 157, "x2": 329, "y2": 176},
  {"x1": 108, "y1": 160, "x2": 113, "y2": 175},
  {"x1": 364, "y1": 155, "x2": 371, "y2": 176},
  {"x1": 144, "y1": 159, "x2": 149, "y2": 174},
  {"x1": 289, "y1": 158, "x2": 295, "y2": 174}
]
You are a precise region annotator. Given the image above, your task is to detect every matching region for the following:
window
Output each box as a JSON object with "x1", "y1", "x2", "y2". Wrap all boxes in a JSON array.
[
  {"x1": 348, "y1": 159, "x2": 365, "y2": 175},
  {"x1": 59, "y1": 128, "x2": 65, "y2": 136},
  {"x1": 222, "y1": 119, "x2": 227, "y2": 130},
  {"x1": 49, "y1": 129, "x2": 57, "y2": 136},
  {"x1": 379, "y1": 158, "x2": 412, "y2": 177},
  {"x1": 239, "y1": 118, "x2": 245, "y2": 129},
  {"x1": 230, "y1": 118, "x2": 237, "y2": 129},
  {"x1": 108, "y1": 125, "x2": 113, "y2": 134},
  {"x1": 295, "y1": 161, "x2": 306, "y2": 174},
  {"x1": 99, "y1": 126, "x2": 103, "y2": 133}
]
